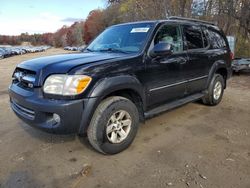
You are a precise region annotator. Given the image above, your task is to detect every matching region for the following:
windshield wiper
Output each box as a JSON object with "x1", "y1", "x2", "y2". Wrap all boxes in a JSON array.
[
  {"x1": 99, "y1": 48, "x2": 129, "y2": 54},
  {"x1": 85, "y1": 48, "x2": 94, "y2": 52}
]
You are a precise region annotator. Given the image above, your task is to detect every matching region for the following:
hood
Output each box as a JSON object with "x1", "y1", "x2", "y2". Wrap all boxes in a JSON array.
[
  {"x1": 17, "y1": 52, "x2": 126, "y2": 86},
  {"x1": 18, "y1": 52, "x2": 124, "y2": 72}
]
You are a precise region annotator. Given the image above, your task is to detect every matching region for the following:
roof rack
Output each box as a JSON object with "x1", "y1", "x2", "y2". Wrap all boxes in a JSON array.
[{"x1": 168, "y1": 16, "x2": 215, "y2": 26}]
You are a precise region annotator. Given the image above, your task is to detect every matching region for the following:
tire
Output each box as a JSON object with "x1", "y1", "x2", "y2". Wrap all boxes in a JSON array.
[
  {"x1": 87, "y1": 96, "x2": 139, "y2": 154},
  {"x1": 202, "y1": 74, "x2": 225, "y2": 106}
]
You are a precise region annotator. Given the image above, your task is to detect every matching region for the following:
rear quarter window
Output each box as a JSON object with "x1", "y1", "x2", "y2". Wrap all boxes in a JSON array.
[{"x1": 207, "y1": 29, "x2": 227, "y2": 49}]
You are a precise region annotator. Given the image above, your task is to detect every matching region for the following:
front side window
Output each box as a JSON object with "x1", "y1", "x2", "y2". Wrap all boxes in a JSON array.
[
  {"x1": 154, "y1": 25, "x2": 183, "y2": 53},
  {"x1": 87, "y1": 23, "x2": 154, "y2": 53},
  {"x1": 183, "y1": 25, "x2": 203, "y2": 49}
]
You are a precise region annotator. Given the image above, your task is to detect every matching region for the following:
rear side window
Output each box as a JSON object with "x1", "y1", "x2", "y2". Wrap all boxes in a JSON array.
[
  {"x1": 207, "y1": 29, "x2": 227, "y2": 49},
  {"x1": 183, "y1": 25, "x2": 203, "y2": 49}
]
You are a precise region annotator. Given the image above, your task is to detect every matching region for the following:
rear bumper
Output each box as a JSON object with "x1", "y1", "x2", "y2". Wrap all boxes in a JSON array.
[{"x1": 9, "y1": 84, "x2": 94, "y2": 134}]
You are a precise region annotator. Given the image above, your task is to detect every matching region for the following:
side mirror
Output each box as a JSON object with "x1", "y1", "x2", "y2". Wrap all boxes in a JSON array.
[{"x1": 150, "y1": 43, "x2": 173, "y2": 58}]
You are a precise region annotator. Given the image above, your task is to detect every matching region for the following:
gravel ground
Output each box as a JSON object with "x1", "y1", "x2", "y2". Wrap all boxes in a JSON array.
[{"x1": 0, "y1": 49, "x2": 249, "y2": 188}]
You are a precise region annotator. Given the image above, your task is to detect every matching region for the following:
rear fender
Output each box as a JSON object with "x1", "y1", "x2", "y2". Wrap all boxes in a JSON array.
[{"x1": 206, "y1": 60, "x2": 227, "y2": 89}]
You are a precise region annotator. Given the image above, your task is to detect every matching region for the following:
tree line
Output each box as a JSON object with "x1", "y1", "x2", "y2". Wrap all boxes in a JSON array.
[
  {"x1": 0, "y1": 0, "x2": 249, "y2": 57},
  {"x1": 0, "y1": 22, "x2": 85, "y2": 47}
]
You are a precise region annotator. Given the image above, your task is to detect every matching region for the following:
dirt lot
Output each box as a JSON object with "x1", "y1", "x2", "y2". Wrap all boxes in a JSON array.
[{"x1": 0, "y1": 49, "x2": 250, "y2": 188}]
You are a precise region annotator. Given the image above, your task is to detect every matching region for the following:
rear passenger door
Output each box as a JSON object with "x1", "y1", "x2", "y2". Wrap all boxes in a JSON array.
[{"x1": 182, "y1": 24, "x2": 211, "y2": 94}]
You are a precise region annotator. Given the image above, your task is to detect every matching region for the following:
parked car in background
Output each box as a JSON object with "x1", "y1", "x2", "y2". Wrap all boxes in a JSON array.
[
  {"x1": 232, "y1": 58, "x2": 250, "y2": 73},
  {"x1": 63, "y1": 46, "x2": 71, "y2": 50},
  {"x1": 0, "y1": 48, "x2": 12, "y2": 57},
  {"x1": 10, "y1": 47, "x2": 26, "y2": 55},
  {"x1": 64, "y1": 45, "x2": 86, "y2": 51},
  {"x1": 64, "y1": 46, "x2": 79, "y2": 51},
  {"x1": 0, "y1": 49, "x2": 5, "y2": 58},
  {"x1": 0, "y1": 45, "x2": 51, "y2": 59}
]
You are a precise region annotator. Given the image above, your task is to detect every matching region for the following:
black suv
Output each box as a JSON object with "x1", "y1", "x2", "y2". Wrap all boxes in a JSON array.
[{"x1": 9, "y1": 17, "x2": 232, "y2": 154}]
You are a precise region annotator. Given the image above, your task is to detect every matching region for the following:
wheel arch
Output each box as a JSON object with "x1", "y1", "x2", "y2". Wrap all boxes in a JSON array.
[
  {"x1": 103, "y1": 88, "x2": 145, "y2": 123},
  {"x1": 207, "y1": 61, "x2": 228, "y2": 89},
  {"x1": 78, "y1": 75, "x2": 146, "y2": 134}
]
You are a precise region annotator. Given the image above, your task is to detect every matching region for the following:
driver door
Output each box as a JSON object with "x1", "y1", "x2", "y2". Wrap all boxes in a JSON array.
[{"x1": 144, "y1": 24, "x2": 189, "y2": 108}]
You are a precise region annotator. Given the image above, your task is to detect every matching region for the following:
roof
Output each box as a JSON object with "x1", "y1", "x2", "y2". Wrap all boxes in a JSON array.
[
  {"x1": 168, "y1": 16, "x2": 215, "y2": 26},
  {"x1": 111, "y1": 17, "x2": 219, "y2": 30}
]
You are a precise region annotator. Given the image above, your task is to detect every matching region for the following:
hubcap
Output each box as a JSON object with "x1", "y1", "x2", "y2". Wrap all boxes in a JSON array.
[
  {"x1": 213, "y1": 81, "x2": 222, "y2": 100},
  {"x1": 106, "y1": 110, "x2": 132, "y2": 144}
]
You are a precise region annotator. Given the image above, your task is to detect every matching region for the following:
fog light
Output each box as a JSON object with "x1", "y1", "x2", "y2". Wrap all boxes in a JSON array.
[{"x1": 53, "y1": 113, "x2": 60, "y2": 123}]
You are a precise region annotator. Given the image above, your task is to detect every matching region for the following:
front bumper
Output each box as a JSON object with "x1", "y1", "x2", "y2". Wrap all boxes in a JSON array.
[{"x1": 9, "y1": 84, "x2": 90, "y2": 134}]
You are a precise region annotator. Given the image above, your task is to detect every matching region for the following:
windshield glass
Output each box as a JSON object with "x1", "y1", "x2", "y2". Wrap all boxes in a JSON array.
[{"x1": 86, "y1": 23, "x2": 154, "y2": 53}]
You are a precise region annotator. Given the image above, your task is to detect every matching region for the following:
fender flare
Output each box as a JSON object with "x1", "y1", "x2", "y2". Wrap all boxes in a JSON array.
[
  {"x1": 78, "y1": 75, "x2": 146, "y2": 134},
  {"x1": 206, "y1": 60, "x2": 228, "y2": 89},
  {"x1": 88, "y1": 75, "x2": 146, "y2": 104}
]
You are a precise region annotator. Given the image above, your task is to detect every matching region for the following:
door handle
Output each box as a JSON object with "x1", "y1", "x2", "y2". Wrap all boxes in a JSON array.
[
  {"x1": 179, "y1": 58, "x2": 187, "y2": 64},
  {"x1": 157, "y1": 57, "x2": 187, "y2": 64}
]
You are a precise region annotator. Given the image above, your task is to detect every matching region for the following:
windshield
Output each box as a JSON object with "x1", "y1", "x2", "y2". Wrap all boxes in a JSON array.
[{"x1": 86, "y1": 23, "x2": 154, "y2": 53}]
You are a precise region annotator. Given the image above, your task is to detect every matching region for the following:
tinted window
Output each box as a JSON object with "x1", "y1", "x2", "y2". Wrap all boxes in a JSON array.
[
  {"x1": 202, "y1": 28, "x2": 209, "y2": 47},
  {"x1": 154, "y1": 25, "x2": 183, "y2": 53},
  {"x1": 207, "y1": 29, "x2": 226, "y2": 49},
  {"x1": 183, "y1": 25, "x2": 203, "y2": 49}
]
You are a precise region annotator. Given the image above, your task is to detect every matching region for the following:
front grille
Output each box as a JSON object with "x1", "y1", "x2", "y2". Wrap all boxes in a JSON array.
[
  {"x1": 12, "y1": 68, "x2": 36, "y2": 90},
  {"x1": 11, "y1": 100, "x2": 35, "y2": 120}
]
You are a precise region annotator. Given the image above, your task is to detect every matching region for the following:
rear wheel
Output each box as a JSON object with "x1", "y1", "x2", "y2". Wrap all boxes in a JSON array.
[
  {"x1": 87, "y1": 96, "x2": 139, "y2": 154},
  {"x1": 202, "y1": 74, "x2": 225, "y2": 106}
]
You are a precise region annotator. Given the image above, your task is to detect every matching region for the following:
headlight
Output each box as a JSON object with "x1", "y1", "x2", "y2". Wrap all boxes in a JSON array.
[{"x1": 43, "y1": 74, "x2": 92, "y2": 96}]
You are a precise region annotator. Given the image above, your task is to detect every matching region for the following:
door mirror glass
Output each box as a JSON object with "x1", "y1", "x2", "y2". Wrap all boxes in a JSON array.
[{"x1": 150, "y1": 42, "x2": 173, "y2": 57}]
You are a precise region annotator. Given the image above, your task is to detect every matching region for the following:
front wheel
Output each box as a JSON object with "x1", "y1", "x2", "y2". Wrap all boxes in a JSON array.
[
  {"x1": 87, "y1": 96, "x2": 139, "y2": 154},
  {"x1": 202, "y1": 74, "x2": 225, "y2": 106}
]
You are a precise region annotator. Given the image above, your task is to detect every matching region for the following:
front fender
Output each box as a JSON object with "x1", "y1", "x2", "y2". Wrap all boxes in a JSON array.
[
  {"x1": 88, "y1": 75, "x2": 145, "y2": 102},
  {"x1": 78, "y1": 75, "x2": 145, "y2": 134}
]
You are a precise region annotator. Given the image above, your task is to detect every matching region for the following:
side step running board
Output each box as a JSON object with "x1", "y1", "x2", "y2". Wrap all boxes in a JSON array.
[{"x1": 144, "y1": 93, "x2": 204, "y2": 119}]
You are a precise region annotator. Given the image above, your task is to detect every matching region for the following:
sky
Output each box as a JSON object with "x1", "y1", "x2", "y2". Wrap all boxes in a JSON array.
[{"x1": 0, "y1": 0, "x2": 105, "y2": 35}]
